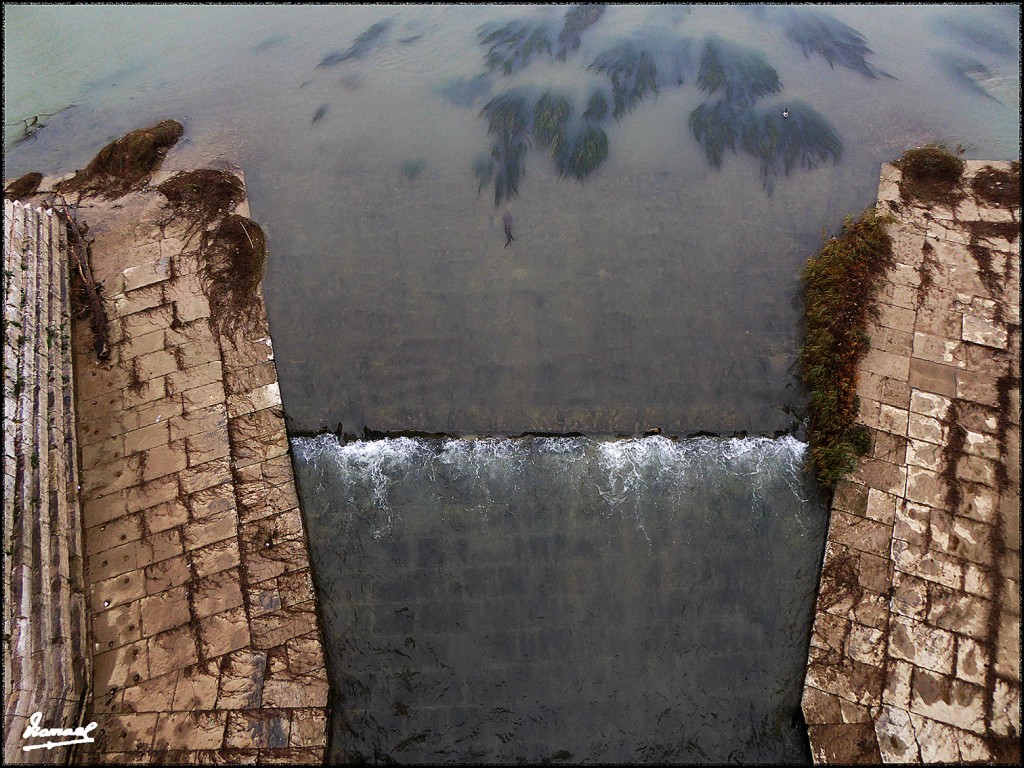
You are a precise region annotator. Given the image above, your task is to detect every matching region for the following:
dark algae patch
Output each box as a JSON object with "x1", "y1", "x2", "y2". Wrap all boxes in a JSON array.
[
  {"x1": 201, "y1": 213, "x2": 267, "y2": 335},
  {"x1": 157, "y1": 168, "x2": 245, "y2": 232},
  {"x1": 55, "y1": 119, "x2": 183, "y2": 199},
  {"x1": 4, "y1": 172, "x2": 43, "y2": 201},
  {"x1": 971, "y1": 161, "x2": 1021, "y2": 208},
  {"x1": 894, "y1": 143, "x2": 965, "y2": 207},
  {"x1": 799, "y1": 207, "x2": 895, "y2": 489}
]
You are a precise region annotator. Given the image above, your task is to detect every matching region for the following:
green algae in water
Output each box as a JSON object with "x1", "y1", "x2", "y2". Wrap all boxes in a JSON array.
[
  {"x1": 479, "y1": 19, "x2": 553, "y2": 75},
  {"x1": 555, "y1": 4, "x2": 606, "y2": 62},
  {"x1": 780, "y1": 8, "x2": 894, "y2": 80},
  {"x1": 480, "y1": 90, "x2": 533, "y2": 206},
  {"x1": 318, "y1": 20, "x2": 392, "y2": 67},
  {"x1": 588, "y1": 41, "x2": 659, "y2": 119},
  {"x1": 533, "y1": 91, "x2": 573, "y2": 158},
  {"x1": 556, "y1": 125, "x2": 609, "y2": 181},
  {"x1": 695, "y1": 38, "x2": 781, "y2": 106}
]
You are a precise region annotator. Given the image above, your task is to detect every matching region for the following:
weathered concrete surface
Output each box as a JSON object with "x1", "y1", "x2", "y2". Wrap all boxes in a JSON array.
[
  {"x1": 3, "y1": 201, "x2": 89, "y2": 763},
  {"x1": 10, "y1": 165, "x2": 329, "y2": 762},
  {"x1": 803, "y1": 161, "x2": 1021, "y2": 763}
]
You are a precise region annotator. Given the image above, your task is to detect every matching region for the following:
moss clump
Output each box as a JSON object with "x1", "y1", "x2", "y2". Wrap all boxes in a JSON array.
[
  {"x1": 894, "y1": 143, "x2": 965, "y2": 206},
  {"x1": 201, "y1": 214, "x2": 267, "y2": 335},
  {"x1": 971, "y1": 162, "x2": 1020, "y2": 208},
  {"x1": 4, "y1": 172, "x2": 43, "y2": 201},
  {"x1": 56, "y1": 120, "x2": 183, "y2": 199},
  {"x1": 799, "y1": 207, "x2": 896, "y2": 489},
  {"x1": 157, "y1": 168, "x2": 245, "y2": 230}
]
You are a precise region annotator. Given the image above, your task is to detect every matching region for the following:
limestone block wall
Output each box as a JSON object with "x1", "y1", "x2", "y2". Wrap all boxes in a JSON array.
[
  {"x1": 802, "y1": 161, "x2": 1021, "y2": 763},
  {"x1": 3, "y1": 200, "x2": 89, "y2": 762}
]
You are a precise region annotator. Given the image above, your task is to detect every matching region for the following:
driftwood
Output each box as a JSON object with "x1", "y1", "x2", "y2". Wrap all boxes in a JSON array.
[{"x1": 55, "y1": 195, "x2": 111, "y2": 361}]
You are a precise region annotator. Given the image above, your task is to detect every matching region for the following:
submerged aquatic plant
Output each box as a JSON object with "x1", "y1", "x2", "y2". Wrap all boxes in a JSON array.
[
  {"x1": 479, "y1": 91, "x2": 533, "y2": 206},
  {"x1": 588, "y1": 41, "x2": 659, "y2": 119},
  {"x1": 532, "y1": 91, "x2": 573, "y2": 157},
  {"x1": 936, "y1": 15, "x2": 1018, "y2": 58},
  {"x1": 933, "y1": 52, "x2": 1003, "y2": 103},
  {"x1": 436, "y1": 76, "x2": 492, "y2": 108},
  {"x1": 799, "y1": 207, "x2": 895, "y2": 489},
  {"x1": 318, "y1": 20, "x2": 392, "y2": 67},
  {"x1": 555, "y1": 125, "x2": 609, "y2": 181},
  {"x1": 583, "y1": 90, "x2": 609, "y2": 122},
  {"x1": 479, "y1": 19, "x2": 553, "y2": 75},
  {"x1": 556, "y1": 4, "x2": 606, "y2": 61},
  {"x1": 742, "y1": 103, "x2": 842, "y2": 192},
  {"x1": 781, "y1": 8, "x2": 893, "y2": 79},
  {"x1": 695, "y1": 38, "x2": 781, "y2": 106},
  {"x1": 690, "y1": 100, "x2": 841, "y2": 192}
]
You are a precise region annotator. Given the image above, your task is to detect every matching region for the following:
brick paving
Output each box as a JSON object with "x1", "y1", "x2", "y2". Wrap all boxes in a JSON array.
[
  {"x1": 802, "y1": 161, "x2": 1020, "y2": 763},
  {"x1": 29, "y1": 166, "x2": 329, "y2": 762}
]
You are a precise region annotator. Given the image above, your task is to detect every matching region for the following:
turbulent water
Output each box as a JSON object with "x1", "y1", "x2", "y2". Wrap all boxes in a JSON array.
[{"x1": 293, "y1": 434, "x2": 827, "y2": 763}]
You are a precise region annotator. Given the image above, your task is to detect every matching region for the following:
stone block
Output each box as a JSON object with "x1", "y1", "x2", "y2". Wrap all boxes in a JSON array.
[
  {"x1": 905, "y1": 466, "x2": 948, "y2": 510},
  {"x1": 91, "y1": 712, "x2": 159, "y2": 753},
  {"x1": 829, "y1": 510, "x2": 893, "y2": 558},
  {"x1": 910, "y1": 389, "x2": 952, "y2": 419},
  {"x1": 152, "y1": 711, "x2": 226, "y2": 751},
  {"x1": 861, "y1": 347, "x2": 910, "y2": 381},
  {"x1": 186, "y1": 428, "x2": 232, "y2": 467},
  {"x1": 224, "y1": 710, "x2": 290, "y2": 750},
  {"x1": 93, "y1": 639, "x2": 150, "y2": 695},
  {"x1": 193, "y1": 569, "x2": 244, "y2": 619},
  {"x1": 191, "y1": 537, "x2": 242, "y2": 579},
  {"x1": 289, "y1": 709, "x2": 327, "y2": 749},
  {"x1": 909, "y1": 667, "x2": 986, "y2": 734},
  {"x1": 198, "y1": 606, "x2": 250, "y2": 659},
  {"x1": 905, "y1": 438, "x2": 942, "y2": 471},
  {"x1": 909, "y1": 358, "x2": 958, "y2": 397},
  {"x1": 140, "y1": 585, "x2": 191, "y2": 637},
  {"x1": 873, "y1": 705, "x2": 920, "y2": 763},
  {"x1": 995, "y1": 612, "x2": 1020, "y2": 680},
  {"x1": 877, "y1": 404, "x2": 909, "y2": 436},
  {"x1": 807, "y1": 723, "x2": 882, "y2": 764},
  {"x1": 216, "y1": 649, "x2": 267, "y2": 710},
  {"x1": 170, "y1": 660, "x2": 221, "y2": 712},
  {"x1": 927, "y1": 585, "x2": 992, "y2": 639},
  {"x1": 956, "y1": 369, "x2": 999, "y2": 407},
  {"x1": 955, "y1": 636, "x2": 990, "y2": 686},
  {"x1": 892, "y1": 539, "x2": 963, "y2": 590},
  {"x1": 990, "y1": 678, "x2": 1021, "y2": 739},
  {"x1": 148, "y1": 624, "x2": 200, "y2": 677},
  {"x1": 124, "y1": 421, "x2": 171, "y2": 455},
  {"x1": 891, "y1": 570, "x2": 929, "y2": 621},
  {"x1": 962, "y1": 314, "x2": 1008, "y2": 349}
]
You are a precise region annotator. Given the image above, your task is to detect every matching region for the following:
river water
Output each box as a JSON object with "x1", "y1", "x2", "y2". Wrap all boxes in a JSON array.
[
  {"x1": 293, "y1": 434, "x2": 826, "y2": 763},
  {"x1": 4, "y1": 3, "x2": 1019, "y2": 435},
  {"x1": 4, "y1": 4, "x2": 1020, "y2": 763}
]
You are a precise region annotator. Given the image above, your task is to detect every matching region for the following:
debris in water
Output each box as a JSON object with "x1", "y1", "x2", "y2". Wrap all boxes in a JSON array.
[
  {"x1": 312, "y1": 104, "x2": 329, "y2": 124},
  {"x1": 503, "y1": 212, "x2": 514, "y2": 247}
]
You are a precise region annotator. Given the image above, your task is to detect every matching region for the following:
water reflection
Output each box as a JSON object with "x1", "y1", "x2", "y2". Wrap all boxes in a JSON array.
[{"x1": 294, "y1": 434, "x2": 827, "y2": 764}]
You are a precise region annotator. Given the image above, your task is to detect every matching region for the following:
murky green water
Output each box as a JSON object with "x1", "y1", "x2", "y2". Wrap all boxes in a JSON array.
[
  {"x1": 294, "y1": 435, "x2": 827, "y2": 763},
  {"x1": 4, "y1": 4, "x2": 1020, "y2": 435}
]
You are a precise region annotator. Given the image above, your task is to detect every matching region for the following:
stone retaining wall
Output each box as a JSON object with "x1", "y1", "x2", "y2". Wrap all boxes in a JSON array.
[
  {"x1": 5, "y1": 163, "x2": 330, "y2": 762},
  {"x1": 802, "y1": 161, "x2": 1021, "y2": 763},
  {"x1": 3, "y1": 200, "x2": 89, "y2": 763}
]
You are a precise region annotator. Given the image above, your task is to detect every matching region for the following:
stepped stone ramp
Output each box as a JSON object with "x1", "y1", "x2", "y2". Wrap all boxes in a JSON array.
[
  {"x1": 802, "y1": 160, "x2": 1020, "y2": 763},
  {"x1": 3, "y1": 200, "x2": 89, "y2": 763}
]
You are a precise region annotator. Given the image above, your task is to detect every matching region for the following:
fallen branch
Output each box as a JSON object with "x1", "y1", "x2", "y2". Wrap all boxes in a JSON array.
[{"x1": 54, "y1": 194, "x2": 111, "y2": 361}]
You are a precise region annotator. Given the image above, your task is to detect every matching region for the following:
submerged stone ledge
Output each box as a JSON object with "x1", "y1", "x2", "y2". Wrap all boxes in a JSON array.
[
  {"x1": 4, "y1": 160, "x2": 329, "y2": 762},
  {"x1": 802, "y1": 160, "x2": 1021, "y2": 763}
]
